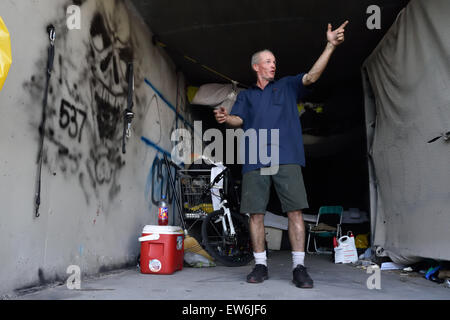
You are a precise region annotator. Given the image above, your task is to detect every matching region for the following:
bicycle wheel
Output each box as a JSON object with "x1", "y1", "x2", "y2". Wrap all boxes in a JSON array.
[{"x1": 201, "y1": 210, "x2": 254, "y2": 267}]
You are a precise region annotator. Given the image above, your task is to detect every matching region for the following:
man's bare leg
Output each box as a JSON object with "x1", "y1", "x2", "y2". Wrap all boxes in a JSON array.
[
  {"x1": 287, "y1": 210, "x2": 306, "y2": 252},
  {"x1": 246, "y1": 213, "x2": 268, "y2": 283},
  {"x1": 249, "y1": 213, "x2": 266, "y2": 253},
  {"x1": 288, "y1": 210, "x2": 313, "y2": 288}
]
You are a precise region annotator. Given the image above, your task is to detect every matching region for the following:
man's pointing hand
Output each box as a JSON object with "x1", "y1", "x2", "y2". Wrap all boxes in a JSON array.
[{"x1": 327, "y1": 20, "x2": 349, "y2": 47}]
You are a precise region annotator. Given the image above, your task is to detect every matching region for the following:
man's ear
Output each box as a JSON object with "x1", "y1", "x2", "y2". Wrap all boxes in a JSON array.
[{"x1": 252, "y1": 64, "x2": 259, "y2": 73}]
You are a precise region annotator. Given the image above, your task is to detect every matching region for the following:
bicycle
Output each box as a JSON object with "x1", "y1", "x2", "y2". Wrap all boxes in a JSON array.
[
  {"x1": 199, "y1": 167, "x2": 254, "y2": 267},
  {"x1": 163, "y1": 154, "x2": 253, "y2": 267}
]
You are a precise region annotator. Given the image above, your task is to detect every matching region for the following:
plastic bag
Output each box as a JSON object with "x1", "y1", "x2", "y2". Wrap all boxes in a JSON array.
[
  {"x1": 355, "y1": 233, "x2": 370, "y2": 249},
  {"x1": 334, "y1": 231, "x2": 358, "y2": 264},
  {"x1": 0, "y1": 16, "x2": 12, "y2": 92},
  {"x1": 184, "y1": 251, "x2": 216, "y2": 268}
]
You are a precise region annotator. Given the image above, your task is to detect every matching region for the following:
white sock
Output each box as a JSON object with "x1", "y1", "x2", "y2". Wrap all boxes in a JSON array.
[
  {"x1": 253, "y1": 251, "x2": 267, "y2": 266},
  {"x1": 292, "y1": 251, "x2": 305, "y2": 269}
]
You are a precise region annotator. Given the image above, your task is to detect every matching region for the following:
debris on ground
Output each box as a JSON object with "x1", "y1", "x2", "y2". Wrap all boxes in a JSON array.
[
  {"x1": 184, "y1": 252, "x2": 216, "y2": 268},
  {"x1": 352, "y1": 252, "x2": 450, "y2": 287}
]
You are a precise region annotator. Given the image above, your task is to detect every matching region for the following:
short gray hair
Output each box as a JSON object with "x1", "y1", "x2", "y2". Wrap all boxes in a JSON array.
[{"x1": 251, "y1": 49, "x2": 274, "y2": 68}]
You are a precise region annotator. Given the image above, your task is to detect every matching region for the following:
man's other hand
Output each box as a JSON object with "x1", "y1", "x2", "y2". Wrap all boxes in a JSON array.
[
  {"x1": 214, "y1": 106, "x2": 228, "y2": 124},
  {"x1": 327, "y1": 20, "x2": 349, "y2": 47}
]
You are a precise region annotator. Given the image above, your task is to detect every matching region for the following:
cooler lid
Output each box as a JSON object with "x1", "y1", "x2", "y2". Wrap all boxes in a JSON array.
[{"x1": 142, "y1": 225, "x2": 184, "y2": 235}]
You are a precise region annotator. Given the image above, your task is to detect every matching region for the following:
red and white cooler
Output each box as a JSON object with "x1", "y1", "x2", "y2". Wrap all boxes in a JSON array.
[{"x1": 138, "y1": 225, "x2": 184, "y2": 275}]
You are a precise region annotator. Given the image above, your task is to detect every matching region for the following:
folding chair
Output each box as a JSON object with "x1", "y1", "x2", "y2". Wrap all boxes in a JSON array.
[{"x1": 306, "y1": 206, "x2": 343, "y2": 254}]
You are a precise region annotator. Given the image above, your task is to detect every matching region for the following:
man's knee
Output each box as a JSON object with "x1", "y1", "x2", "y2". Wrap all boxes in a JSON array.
[
  {"x1": 249, "y1": 213, "x2": 265, "y2": 224},
  {"x1": 287, "y1": 210, "x2": 303, "y2": 221}
]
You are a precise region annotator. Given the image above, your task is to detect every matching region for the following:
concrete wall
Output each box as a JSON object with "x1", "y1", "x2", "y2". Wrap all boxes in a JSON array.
[{"x1": 0, "y1": 0, "x2": 194, "y2": 297}]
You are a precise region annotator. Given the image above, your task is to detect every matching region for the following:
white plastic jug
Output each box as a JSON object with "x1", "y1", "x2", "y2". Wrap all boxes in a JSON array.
[{"x1": 334, "y1": 232, "x2": 358, "y2": 264}]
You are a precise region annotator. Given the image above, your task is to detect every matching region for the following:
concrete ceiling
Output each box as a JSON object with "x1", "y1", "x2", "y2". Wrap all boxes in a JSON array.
[{"x1": 131, "y1": 0, "x2": 409, "y2": 94}]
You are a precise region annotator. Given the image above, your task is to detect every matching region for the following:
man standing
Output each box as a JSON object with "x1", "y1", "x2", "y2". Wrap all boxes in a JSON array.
[{"x1": 214, "y1": 21, "x2": 348, "y2": 288}]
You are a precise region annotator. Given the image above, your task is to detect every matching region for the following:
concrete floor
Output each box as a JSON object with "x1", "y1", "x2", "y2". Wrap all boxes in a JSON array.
[{"x1": 14, "y1": 251, "x2": 450, "y2": 300}]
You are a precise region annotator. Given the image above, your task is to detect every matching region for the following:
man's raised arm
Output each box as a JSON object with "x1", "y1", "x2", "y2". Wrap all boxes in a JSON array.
[{"x1": 303, "y1": 20, "x2": 349, "y2": 86}]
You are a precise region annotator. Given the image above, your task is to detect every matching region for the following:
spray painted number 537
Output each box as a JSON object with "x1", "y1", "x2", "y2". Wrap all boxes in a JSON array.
[{"x1": 59, "y1": 99, "x2": 87, "y2": 143}]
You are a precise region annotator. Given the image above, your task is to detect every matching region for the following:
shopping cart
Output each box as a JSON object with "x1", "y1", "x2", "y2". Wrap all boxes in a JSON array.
[
  {"x1": 177, "y1": 169, "x2": 215, "y2": 220},
  {"x1": 177, "y1": 166, "x2": 253, "y2": 267}
]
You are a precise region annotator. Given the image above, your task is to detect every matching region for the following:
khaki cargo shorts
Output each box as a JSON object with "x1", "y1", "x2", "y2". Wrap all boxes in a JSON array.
[{"x1": 240, "y1": 164, "x2": 309, "y2": 214}]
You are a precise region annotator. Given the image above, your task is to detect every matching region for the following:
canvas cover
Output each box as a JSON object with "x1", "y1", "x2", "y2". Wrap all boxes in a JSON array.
[
  {"x1": 190, "y1": 82, "x2": 244, "y2": 113},
  {"x1": 362, "y1": 0, "x2": 450, "y2": 264}
]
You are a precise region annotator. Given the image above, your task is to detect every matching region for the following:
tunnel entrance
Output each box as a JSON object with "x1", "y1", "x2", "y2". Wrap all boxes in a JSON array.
[{"x1": 131, "y1": 0, "x2": 411, "y2": 253}]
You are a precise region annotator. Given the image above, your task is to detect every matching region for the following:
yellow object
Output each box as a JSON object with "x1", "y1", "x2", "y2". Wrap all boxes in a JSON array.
[
  {"x1": 355, "y1": 233, "x2": 370, "y2": 249},
  {"x1": 184, "y1": 202, "x2": 214, "y2": 214},
  {"x1": 187, "y1": 86, "x2": 199, "y2": 104},
  {"x1": 0, "y1": 17, "x2": 12, "y2": 92},
  {"x1": 184, "y1": 236, "x2": 214, "y2": 261},
  {"x1": 298, "y1": 103, "x2": 324, "y2": 115}
]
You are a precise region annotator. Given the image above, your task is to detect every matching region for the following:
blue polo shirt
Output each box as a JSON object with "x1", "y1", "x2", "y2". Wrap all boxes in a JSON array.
[{"x1": 230, "y1": 73, "x2": 311, "y2": 174}]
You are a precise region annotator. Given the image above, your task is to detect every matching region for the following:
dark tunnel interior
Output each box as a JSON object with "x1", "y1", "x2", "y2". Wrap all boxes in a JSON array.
[{"x1": 130, "y1": 0, "x2": 410, "y2": 236}]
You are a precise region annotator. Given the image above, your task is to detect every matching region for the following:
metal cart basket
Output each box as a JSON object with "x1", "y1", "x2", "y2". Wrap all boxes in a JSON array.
[{"x1": 177, "y1": 169, "x2": 214, "y2": 220}]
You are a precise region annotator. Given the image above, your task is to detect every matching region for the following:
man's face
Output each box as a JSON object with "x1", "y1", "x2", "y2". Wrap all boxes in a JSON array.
[{"x1": 253, "y1": 51, "x2": 276, "y2": 81}]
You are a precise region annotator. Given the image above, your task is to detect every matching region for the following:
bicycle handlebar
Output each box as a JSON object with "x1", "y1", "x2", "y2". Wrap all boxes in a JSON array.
[{"x1": 201, "y1": 167, "x2": 229, "y2": 197}]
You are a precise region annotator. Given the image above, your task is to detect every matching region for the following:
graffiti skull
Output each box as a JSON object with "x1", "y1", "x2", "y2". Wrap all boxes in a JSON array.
[
  {"x1": 89, "y1": 1, "x2": 133, "y2": 141},
  {"x1": 84, "y1": 0, "x2": 134, "y2": 202}
]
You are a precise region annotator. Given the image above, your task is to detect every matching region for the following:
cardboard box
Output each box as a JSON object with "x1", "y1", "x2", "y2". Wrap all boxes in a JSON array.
[{"x1": 265, "y1": 227, "x2": 283, "y2": 250}]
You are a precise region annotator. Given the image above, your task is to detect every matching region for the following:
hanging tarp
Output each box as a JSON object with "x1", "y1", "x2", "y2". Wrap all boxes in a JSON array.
[
  {"x1": 362, "y1": 0, "x2": 450, "y2": 264},
  {"x1": 0, "y1": 16, "x2": 12, "y2": 91}
]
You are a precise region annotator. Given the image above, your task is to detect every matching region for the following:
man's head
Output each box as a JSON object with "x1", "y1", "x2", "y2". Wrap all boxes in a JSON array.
[{"x1": 251, "y1": 49, "x2": 276, "y2": 82}]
